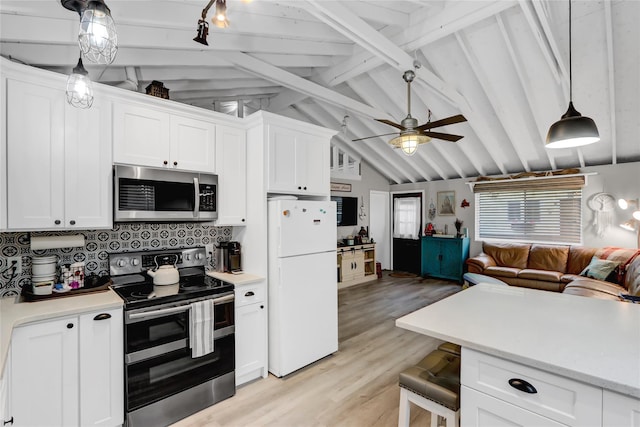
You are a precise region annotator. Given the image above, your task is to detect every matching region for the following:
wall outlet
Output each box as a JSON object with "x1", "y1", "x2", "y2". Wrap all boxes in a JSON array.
[{"x1": 8, "y1": 256, "x2": 22, "y2": 274}]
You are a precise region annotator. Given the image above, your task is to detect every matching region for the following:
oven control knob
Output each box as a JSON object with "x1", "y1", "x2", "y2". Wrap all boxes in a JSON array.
[
  {"x1": 195, "y1": 253, "x2": 203, "y2": 260},
  {"x1": 117, "y1": 259, "x2": 127, "y2": 268},
  {"x1": 131, "y1": 259, "x2": 140, "y2": 266},
  {"x1": 184, "y1": 254, "x2": 192, "y2": 261}
]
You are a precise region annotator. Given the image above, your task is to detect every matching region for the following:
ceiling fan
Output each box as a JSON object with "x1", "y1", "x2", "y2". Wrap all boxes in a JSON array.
[{"x1": 352, "y1": 69, "x2": 467, "y2": 156}]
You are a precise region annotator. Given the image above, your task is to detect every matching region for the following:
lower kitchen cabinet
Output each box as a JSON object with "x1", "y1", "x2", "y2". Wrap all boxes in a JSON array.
[
  {"x1": 235, "y1": 281, "x2": 267, "y2": 386},
  {"x1": 421, "y1": 236, "x2": 470, "y2": 283},
  {"x1": 10, "y1": 307, "x2": 123, "y2": 427},
  {"x1": 337, "y1": 244, "x2": 376, "y2": 288},
  {"x1": 603, "y1": 390, "x2": 640, "y2": 426}
]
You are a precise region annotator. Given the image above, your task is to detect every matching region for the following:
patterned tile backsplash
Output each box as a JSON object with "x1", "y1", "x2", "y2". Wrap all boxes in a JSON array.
[{"x1": 0, "y1": 222, "x2": 232, "y2": 298}]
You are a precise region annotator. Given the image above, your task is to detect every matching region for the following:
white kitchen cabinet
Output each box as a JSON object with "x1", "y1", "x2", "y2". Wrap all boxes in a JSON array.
[
  {"x1": 10, "y1": 308, "x2": 123, "y2": 427},
  {"x1": 267, "y1": 124, "x2": 330, "y2": 196},
  {"x1": 603, "y1": 390, "x2": 640, "y2": 426},
  {"x1": 113, "y1": 102, "x2": 215, "y2": 172},
  {"x1": 235, "y1": 281, "x2": 267, "y2": 386},
  {"x1": 6, "y1": 79, "x2": 112, "y2": 230},
  {"x1": 0, "y1": 352, "x2": 11, "y2": 426},
  {"x1": 215, "y1": 125, "x2": 247, "y2": 225}
]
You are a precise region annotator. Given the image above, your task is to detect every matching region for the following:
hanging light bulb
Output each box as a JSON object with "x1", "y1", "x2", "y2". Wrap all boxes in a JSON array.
[
  {"x1": 546, "y1": 0, "x2": 599, "y2": 148},
  {"x1": 66, "y1": 57, "x2": 94, "y2": 109},
  {"x1": 213, "y1": 0, "x2": 229, "y2": 28},
  {"x1": 390, "y1": 133, "x2": 430, "y2": 156},
  {"x1": 78, "y1": 0, "x2": 118, "y2": 64}
]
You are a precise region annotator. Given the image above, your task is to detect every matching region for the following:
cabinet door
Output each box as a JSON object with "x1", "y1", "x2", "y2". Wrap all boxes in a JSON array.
[
  {"x1": 11, "y1": 317, "x2": 79, "y2": 427},
  {"x1": 461, "y1": 386, "x2": 566, "y2": 427},
  {"x1": 297, "y1": 135, "x2": 329, "y2": 195},
  {"x1": 215, "y1": 125, "x2": 247, "y2": 225},
  {"x1": 64, "y1": 96, "x2": 113, "y2": 229},
  {"x1": 267, "y1": 125, "x2": 298, "y2": 193},
  {"x1": 340, "y1": 251, "x2": 356, "y2": 282},
  {"x1": 79, "y1": 308, "x2": 124, "y2": 427},
  {"x1": 440, "y1": 240, "x2": 462, "y2": 281},
  {"x1": 7, "y1": 79, "x2": 65, "y2": 229},
  {"x1": 352, "y1": 250, "x2": 365, "y2": 278},
  {"x1": 113, "y1": 102, "x2": 171, "y2": 168},
  {"x1": 235, "y1": 302, "x2": 267, "y2": 386},
  {"x1": 170, "y1": 115, "x2": 216, "y2": 172},
  {"x1": 603, "y1": 390, "x2": 640, "y2": 426},
  {"x1": 421, "y1": 238, "x2": 440, "y2": 276}
]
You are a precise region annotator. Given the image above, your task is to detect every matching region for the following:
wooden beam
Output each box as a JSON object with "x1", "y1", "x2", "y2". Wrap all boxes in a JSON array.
[{"x1": 604, "y1": 0, "x2": 617, "y2": 163}]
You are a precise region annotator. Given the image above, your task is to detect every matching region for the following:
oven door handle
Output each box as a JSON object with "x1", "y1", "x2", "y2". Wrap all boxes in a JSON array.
[
  {"x1": 194, "y1": 177, "x2": 200, "y2": 218},
  {"x1": 128, "y1": 293, "x2": 235, "y2": 320}
]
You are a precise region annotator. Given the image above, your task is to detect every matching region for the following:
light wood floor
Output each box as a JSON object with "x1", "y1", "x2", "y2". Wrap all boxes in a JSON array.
[{"x1": 173, "y1": 272, "x2": 462, "y2": 427}]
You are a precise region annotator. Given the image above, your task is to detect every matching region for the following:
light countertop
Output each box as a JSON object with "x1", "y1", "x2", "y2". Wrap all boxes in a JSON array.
[
  {"x1": 0, "y1": 289, "x2": 123, "y2": 376},
  {"x1": 396, "y1": 283, "x2": 640, "y2": 398},
  {"x1": 206, "y1": 271, "x2": 264, "y2": 286}
]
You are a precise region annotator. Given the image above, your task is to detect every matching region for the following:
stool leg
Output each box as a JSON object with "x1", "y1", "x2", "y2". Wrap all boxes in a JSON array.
[{"x1": 398, "y1": 388, "x2": 410, "y2": 427}]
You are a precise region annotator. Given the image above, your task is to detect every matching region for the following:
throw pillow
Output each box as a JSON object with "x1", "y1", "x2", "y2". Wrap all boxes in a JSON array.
[{"x1": 580, "y1": 256, "x2": 620, "y2": 283}]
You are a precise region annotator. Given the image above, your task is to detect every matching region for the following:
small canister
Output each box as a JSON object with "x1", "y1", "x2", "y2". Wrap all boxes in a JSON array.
[{"x1": 31, "y1": 255, "x2": 58, "y2": 276}]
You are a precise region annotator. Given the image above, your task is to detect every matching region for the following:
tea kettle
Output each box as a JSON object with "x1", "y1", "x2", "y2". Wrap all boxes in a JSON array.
[{"x1": 146, "y1": 255, "x2": 179, "y2": 285}]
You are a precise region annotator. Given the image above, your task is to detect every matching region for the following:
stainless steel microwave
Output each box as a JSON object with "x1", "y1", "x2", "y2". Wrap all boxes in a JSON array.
[{"x1": 114, "y1": 164, "x2": 217, "y2": 222}]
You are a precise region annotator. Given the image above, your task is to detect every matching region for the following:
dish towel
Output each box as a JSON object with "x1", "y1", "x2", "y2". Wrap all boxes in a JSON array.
[{"x1": 189, "y1": 300, "x2": 215, "y2": 358}]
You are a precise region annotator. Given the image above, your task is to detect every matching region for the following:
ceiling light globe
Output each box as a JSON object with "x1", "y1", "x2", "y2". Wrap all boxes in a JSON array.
[
  {"x1": 633, "y1": 211, "x2": 640, "y2": 221},
  {"x1": 79, "y1": 1, "x2": 118, "y2": 65},
  {"x1": 389, "y1": 133, "x2": 431, "y2": 156},
  {"x1": 66, "y1": 58, "x2": 94, "y2": 109},
  {"x1": 619, "y1": 199, "x2": 629, "y2": 209}
]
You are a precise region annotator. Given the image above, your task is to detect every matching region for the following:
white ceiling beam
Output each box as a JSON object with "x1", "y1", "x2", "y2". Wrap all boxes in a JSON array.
[
  {"x1": 455, "y1": 32, "x2": 532, "y2": 173},
  {"x1": 496, "y1": 15, "x2": 557, "y2": 171},
  {"x1": 318, "y1": 1, "x2": 517, "y2": 87},
  {"x1": 341, "y1": 2, "x2": 409, "y2": 27},
  {"x1": 251, "y1": 53, "x2": 336, "y2": 68},
  {"x1": 165, "y1": 78, "x2": 280, "y2": 93},
  {"x1": 604, "y1": 0, "x2": 617, "y2": 163},
  {"x1": 267, "y1": 89, "x2": 310, "y2": 115},
  {"x1": 215, "y1": 51, "x2": 388, "y2": 120},
  {"x1": 301, "y1": 0, "x2": 467, "y2": 109},
  {"x1": 171, "y1": 87, "x2": 281, "y2": 102}
]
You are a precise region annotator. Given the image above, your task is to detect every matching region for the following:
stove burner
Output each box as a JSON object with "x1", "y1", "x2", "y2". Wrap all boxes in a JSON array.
[{"x1": 130, "y1": 291, "x2": 153, "y2": 300}]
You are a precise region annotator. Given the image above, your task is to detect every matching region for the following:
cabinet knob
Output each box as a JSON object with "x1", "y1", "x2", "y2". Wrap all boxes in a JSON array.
[
  {"x1": 298, "y1": 186, "x2": 302, "y2": 190},
  {"x1": 260, "y1": 305, "x2": 264, "y2": 309},
  {"x1": 66, "y1": 323, "x2": 74, "y2": 329},
  {"x1": 69, "y1": 220, "x2": 76, "y2": 225},
  {"x1": 173, "y1": 161, "x2": 178, "y2": 166},
  {"x1": 242, "y1": 218, "x2": 245, "y2": 222},
  {"x1": 303, "y1": 186, "x2": 307, "y2": 190},
  {"x1": 54, "y1": 220, "x2": 61, "y2": 225},
  {"x1": 93, "y1": 313, "x2": 112, "y2": 321},
  {"x1": 163, "y1": 160, "x2": 168, "y2": 165}
]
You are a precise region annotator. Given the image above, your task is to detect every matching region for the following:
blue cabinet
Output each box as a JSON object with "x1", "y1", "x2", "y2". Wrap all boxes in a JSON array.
[{"x1": 421, "y1": 236, "x2": 470, "y2": 283}]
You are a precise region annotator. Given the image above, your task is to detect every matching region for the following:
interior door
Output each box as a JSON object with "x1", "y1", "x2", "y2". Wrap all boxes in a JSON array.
[
  {"x1": 392, "y1": 192, "x2": 423, "y2": 275},
  {"x1": 370, "y1": 190, "x2": 391, "y2": 270}
]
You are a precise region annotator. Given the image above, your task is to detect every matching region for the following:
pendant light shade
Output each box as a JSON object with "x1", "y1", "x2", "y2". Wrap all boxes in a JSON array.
[
  {"x1": 78, "y1": 0, "x2": 118, "y2": 64},
  {"x1": 545, "y1": 0, "x2": 599, "y2": 149},
  {"x1": 66, "y1": 57, "x2": 94, "y2": 109},
  {"x1": 389, "y1": 133, "x2": 431, "y2": 156}
]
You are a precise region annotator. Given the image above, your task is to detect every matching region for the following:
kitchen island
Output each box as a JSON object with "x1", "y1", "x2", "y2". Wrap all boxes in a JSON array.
[{"x1": 396, "y1": 283, "x2": 640, "y2": 426}]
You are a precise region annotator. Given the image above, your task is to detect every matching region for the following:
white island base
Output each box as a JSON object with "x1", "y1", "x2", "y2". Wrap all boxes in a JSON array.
[{"x1": 396, "y1": 284, "x2": 640, "y2": 426}]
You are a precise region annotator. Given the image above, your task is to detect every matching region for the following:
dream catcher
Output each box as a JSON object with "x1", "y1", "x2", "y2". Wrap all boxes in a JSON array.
[
  {"x1": 428, "y1": 200, "x2": 436, "y2": 221},
  {"x1": 588, "y1": 193, "x2": 616, "y2": 237}
]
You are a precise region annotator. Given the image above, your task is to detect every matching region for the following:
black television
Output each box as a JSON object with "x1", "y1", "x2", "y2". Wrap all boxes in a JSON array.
[{"x1": 331, "y1": 196, "x2": 358, "y2": 226}]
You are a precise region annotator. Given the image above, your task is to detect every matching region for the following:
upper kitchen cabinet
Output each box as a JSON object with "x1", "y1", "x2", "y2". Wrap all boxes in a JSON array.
[
  {"x1": 215, "y1": 125, "x2": 247, "y2": 226},
  {"x1": 246, "y1": 111, "x2": 336, "y2": 197},
  {"x1": 113, "y1": 101, "x2": 216, "y2": 173},
  {"x1": 5, "y1": 76, "x2": 112, "y2": 231}
]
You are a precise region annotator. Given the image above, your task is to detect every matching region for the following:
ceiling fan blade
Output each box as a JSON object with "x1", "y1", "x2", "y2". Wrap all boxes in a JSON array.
[
  {"x1": 416, "y1": 114, "x2": 467, "y2": 131},
  {"x1": 422, "y1": 131, "x2": 464, "y2": 142},
  {"x1": 375, "y1": 119, "x2": 406, "y2": 130},
  {"x1": 351, "y1": 132, "x2": 399, "y2": 142}
]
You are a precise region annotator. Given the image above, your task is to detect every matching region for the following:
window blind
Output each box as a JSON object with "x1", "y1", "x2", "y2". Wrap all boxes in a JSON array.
[{"x1": 476, "y1": 186, "x2": 583, "y2": 244}]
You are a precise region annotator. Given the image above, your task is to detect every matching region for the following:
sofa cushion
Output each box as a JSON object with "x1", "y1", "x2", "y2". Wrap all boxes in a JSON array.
[
  {"x1": 483, "y1": 242, "x2": 531, "y2": 269},
  {"x1": 624, "y1": 256, "x2": 640, "y2": 296},
  {"x1": 564, "y1": 278, "x2": 626, "y2": 298},
  {"x1": 562, "y1": 286, "x2": 623, "y2": 301},
  {"x1": 594, "y1": 247, "x2": 640, "y2": 284},
  {"x1": 485, "y1": 266, "x2": 520, "y2": 278},
  {"x1": 580, "y1": 256, "x2": 620, "y2": 282},
  {"x1": 566, "y1": 246, "x2": 597, "y2": 275},
  {"x1": 528, "y1": 245, "x2": 570, "y2": 273},
  {"x1": 518, "y1": 269, "x2": 563, "y2": 282},
  {"x1": 561, "y1": 274, "x2": 582, "y2": 283}
]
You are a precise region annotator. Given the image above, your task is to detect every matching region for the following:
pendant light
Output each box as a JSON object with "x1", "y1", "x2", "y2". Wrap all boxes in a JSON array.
[
  {"x1": 62, "y1": 0, "x2": 118, "y2": 65},
  {"x1": 66, "y1": 56, "x2": 94, "y2": 109},
  {"x1": 545, "y1": 0, "x2": 599, "y2": 149}
]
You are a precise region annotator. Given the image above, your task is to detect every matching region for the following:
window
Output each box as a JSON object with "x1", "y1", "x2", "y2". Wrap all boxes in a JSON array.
[
  {"x1": 473, "y1": 176, "x2": 584, "y2": 244},
  {"x1": 393, "y1": 196, "x2": 421, "y2": 239}
]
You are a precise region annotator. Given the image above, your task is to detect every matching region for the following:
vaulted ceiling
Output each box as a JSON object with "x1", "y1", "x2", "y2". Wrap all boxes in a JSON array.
[{"x1": 1, "y1": 0, "x2": 638, "y2": 184}]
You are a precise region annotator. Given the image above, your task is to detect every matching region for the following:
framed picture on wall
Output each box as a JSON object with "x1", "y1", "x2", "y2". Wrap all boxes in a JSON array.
[{"x1": 437, "y1": 191, "x2": 455, "y2": 216}]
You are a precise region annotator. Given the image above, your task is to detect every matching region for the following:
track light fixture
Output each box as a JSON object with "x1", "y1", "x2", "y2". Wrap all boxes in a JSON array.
[
  {"x1": 545, "y1": 0, "x2": 599, "y2": 149},
  {"x1": 62, "y1": 0, "x2": 118, "y2": 65},
  {"x1": 66, "y1": 56, "x2": 94, "y2": 109},
  {"x1": 194, "y1": 0, "x2": 229, "y2": 45}
]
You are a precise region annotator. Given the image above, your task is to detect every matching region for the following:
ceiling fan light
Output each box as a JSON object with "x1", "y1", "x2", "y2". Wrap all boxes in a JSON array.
[
  {"x1": 545, "y1": 103, "x2": 599, "y2": 148},
  {"x1": 66, "y1": 57, "x2": 94, "y2": 109},
  {"x1": 79, "y1": 0, "x2": 118, "y2": 65},
  {"x1": 390, "y1": 133, "x2": 431, "y2": 156}
]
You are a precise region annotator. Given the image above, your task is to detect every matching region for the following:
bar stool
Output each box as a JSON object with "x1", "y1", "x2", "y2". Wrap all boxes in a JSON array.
[{"x1": 398, "y1": 346, "x2": 461, "y2": 427}]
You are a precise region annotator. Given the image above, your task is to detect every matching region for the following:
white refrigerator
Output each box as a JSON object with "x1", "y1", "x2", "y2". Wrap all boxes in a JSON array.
[{"x1": 267, "y1": 199, "x2": 338, "y2": 377}]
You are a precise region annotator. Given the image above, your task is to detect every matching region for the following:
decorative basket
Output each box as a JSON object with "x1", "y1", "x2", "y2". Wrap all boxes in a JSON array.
[{"x1": 145, "y1": 80, "x2": 170, "y2": 99}]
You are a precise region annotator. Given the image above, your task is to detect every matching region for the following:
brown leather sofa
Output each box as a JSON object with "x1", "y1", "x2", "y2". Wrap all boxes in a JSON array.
[{"x1": 465, "y1": 242, "x2": 640, "y2": 301}]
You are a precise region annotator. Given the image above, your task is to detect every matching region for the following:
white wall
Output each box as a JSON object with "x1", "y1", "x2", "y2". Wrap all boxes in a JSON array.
[
  {"x1": 389, "y1": 162, "x2": 640, "y2": 256},
  {"x1": 331, "y1": 161, "x2": 390, "y2": 242}
]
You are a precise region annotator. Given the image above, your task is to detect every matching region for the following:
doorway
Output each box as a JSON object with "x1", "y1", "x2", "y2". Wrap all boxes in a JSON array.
[
  {"x1": 392, "y1": 192, "x2": 423, "y2": 275},
  {"x1": 369, "y1": 190, "x2": 390, "y2": 270}
]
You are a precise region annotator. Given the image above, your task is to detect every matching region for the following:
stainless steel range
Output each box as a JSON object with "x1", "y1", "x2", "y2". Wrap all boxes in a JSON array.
[{"x1": 109, "y1": 247, "x2": 235, "y2": 427}]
